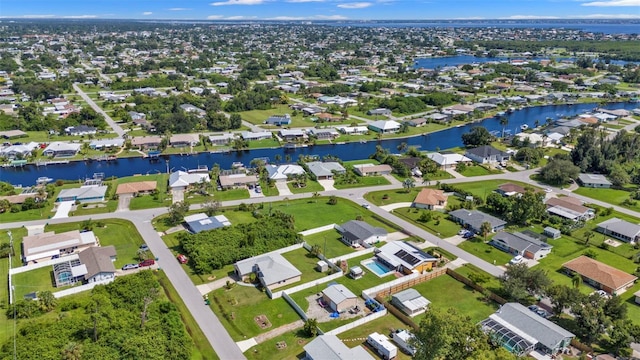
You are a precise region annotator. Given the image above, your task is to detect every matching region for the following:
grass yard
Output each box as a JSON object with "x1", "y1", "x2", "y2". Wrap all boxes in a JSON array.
[
  {"x1": 116, "y1": 174, "x2": 172, "y2": 210},
  {"x1": 453, "y1": 179, "x2": 539, "y2": 199},
  {"x1": 412, "y1": 274, "x2": 500, "y2": 324},
  {"x1": 287, "y1": 180, "x2": 325, "y2": 194},
  {"x1": 333, "y1": 176, "x2": 391, "y2": 190},
  {"x1": 246, "y1": 138, "x2": 280, "y2": 149},
  {"x1": 364, "y1": 187, "x2": 424, "y2": 206},
  {"x1": 208, "y1": 285, "x2": 301, "y2": 341},
  {"x1": 45, "y1": 219, "x2": 147, "y2": 268},
  {"x1": 240, "y1": 105, "x2": 311, "y2": 128},
  {"x1": 337, "y1": 313, "x2": 413, "y2": 360},
  {"x1": 343, "y1": 159, "x2": 380, "y2": 166},
  {"x1": 453, "y1": 263, "x2": 502, "y2": 293},
  {"x1": 573, "y1": 186, "x2": 640, "y2": 213},
  {"x1": 0, "y1": 255, "x2": 9, "y2": 343},
  {"x1": 245, "y1": 329, "x2": 310, "y2": 360},
  {"x1": 260, "y1": 180, "x2": 279, "y2": 197},
  {"x1": 458, "y1": 165, "x2": 503, "y2": 177},
  {"x1": 303, "y1": 230, "x2": 357, "y2": 258},
  {"x1": 212, "y1": 188, "x2": 250, "y2": 201},
  {"x1": 457, "y1": 236, "x2": 515, "y2": 267},
  {"x1": 70, "y1": 201, "x2": 118, "y2": 216},
  {"x1": 279, "y1": 248, "x2": 331, "y2": 289},
  {"x1": 392, "y1": 207, "x2": 461, "y2": 238},
  {"x1": 12, "y1": 266, "x2": 66, "y2": 300}
]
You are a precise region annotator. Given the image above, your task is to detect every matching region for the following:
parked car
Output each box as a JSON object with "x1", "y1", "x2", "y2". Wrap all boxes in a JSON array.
[
  {"x1": 361, "y1": 203, "x2": 370, "y2": 209},
  {"x1": 509, "y1": 255, "x2": 524, "y2": 265},
  {"x1": 457, "y1": 229, "x2": 467, "y2": 236},
  {"x1": 528, "y1": 305, "x2": 538, "y2": 312},
  {"x1": 122, "y1": 263, "x2": 139, "y2": 270},
  {"x1": 139, "y1": 259, "x2": 155, "y2": 267},
  {"x1": 177, "y1": 254, "x2": 188, "y2": 264},
  {"x1": 536, "y1": 309, "x2": 549, "y2": 318},
  {"x1": 139, "y1": 244, "x2": 149, "y2": 252}
]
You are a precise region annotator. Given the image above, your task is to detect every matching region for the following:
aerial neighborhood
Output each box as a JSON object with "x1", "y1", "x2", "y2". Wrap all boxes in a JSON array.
[{"x1": 0, "y1": 15, "x2": 640, "y2": 360}]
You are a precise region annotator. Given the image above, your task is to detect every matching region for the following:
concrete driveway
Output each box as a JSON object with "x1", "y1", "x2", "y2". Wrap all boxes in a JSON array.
[
  {"x1": 172, "y1": 189, "x2": 184, "y2": 204},
  {"x1": 379, "y1": 202, "x2": 413, "y2": 211},
  {"x1": 275, "y1": 182, "x2": 292, "y2": 196},
  {"x1": 117, "y1": 194, "x2": 132, "y2": 212},
  {"x1": 52, "y1": 201, "x2": 74, "y2": 219},
  {"x1": 317, "y1": 179, "x2": 336, "y2": 191}
]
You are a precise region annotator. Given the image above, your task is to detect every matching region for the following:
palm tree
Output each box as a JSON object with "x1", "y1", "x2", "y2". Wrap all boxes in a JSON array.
[
  {"x1": 285, "y1": 154, "x2": 292, "y2": 163},
  {"x1": 304, "y1": 318, "x2": 319, "y2": 337},
  {"x1": 480, "y1": 221, "x2": 492, "y2": 242},
  {"x1": 61, "y1": 342, "x2": 83, "y2": 360},
  {"x1": 499, "y1": 116, "x2": 509, "y2": 138},
  {"x1": 402, "y1": 178, "x2": 415, "y2": 193},
  {"x1": 274, "y1": 154, "x2": 282, "y2": 164},
  {"x1": 583, "y1": 230, "x2": 594, "y2": 245},
  {"x1": 312, "y1": 192, "x2": 320, "y2": 202},
  {"x1": 572, "y1": 273, "x2": 583, "y2": 289},
  {"x1": 38, "y1": 290, "x2": 57, "y2": 312},
  {"x1": 534, "y1": 119, "x2": 540, "y2": 129}
]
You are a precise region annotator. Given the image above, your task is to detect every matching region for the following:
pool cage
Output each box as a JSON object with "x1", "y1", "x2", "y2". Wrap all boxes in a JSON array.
[
  {"x1": 480, "y1": 318, "x2": 535, "y2": 356},
  {"x1": 53, "y1": 259, "x2": 83, "y2": 287}
]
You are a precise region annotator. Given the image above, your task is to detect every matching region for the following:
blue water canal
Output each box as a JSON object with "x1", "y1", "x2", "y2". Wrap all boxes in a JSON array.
[
  {"x1": 413, "y1": 55, "x2": 632, "y2": 69},
  {"x1": 0, "y1": 102, "x2": 638, "y2": 186}
]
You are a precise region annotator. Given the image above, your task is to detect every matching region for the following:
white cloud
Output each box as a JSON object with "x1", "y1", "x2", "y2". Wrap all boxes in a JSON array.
[
  {"x1": 211, "y1": 0, "x2": 265, "y2": 5},
  {"x1": 500, "y1": 15, "x2": 560, "y2": 19},
  {"x1": 577, "y1": 13, "x2": 640, "y2": 18},
  {"x1": 15, "y1": 14, "x2": 56, "y2": 18},
  {"x1": 581, "y1": 0, "x2": 640, "y2": 6},
  {"x1": 142, "y1": 12, "x2": 153, "y2": 16},
  {"x1": 314, "y1": 15, "x2": 349, "y2": 19},
  {"x1": 207, "y1": 15, "x2": 225, "y2": 19},
  {"x1": 286, "y1": 0, "x2": 325, "y2": 2},
  {"x1": 168, "y1": 8, "x2": 191, "y2": 11},
  {"x1": 264, "y1": 14, "x2": 349, "y2": 20},
  {"x1": 337, "y1": 2, "x2": 372, "y2": 8},
  {"x1": 225, "y1": 15, "x2": 258, "y2": 19}
]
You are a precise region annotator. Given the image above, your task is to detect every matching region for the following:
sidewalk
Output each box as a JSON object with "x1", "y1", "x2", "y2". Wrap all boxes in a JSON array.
[{"x1": 445, "y1": 167, "x2": 465, "y2": 179}]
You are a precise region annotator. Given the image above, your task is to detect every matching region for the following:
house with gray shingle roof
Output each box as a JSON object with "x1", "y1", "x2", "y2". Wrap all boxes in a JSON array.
[
  {"x1": 335, "y1": 220, "x2": 387, "y2": 247},
  {"x1": 234, "y1": 252, "x2": 302, "y2": 291},
  {"x1": 596, "y1": 218, "x2": 640, "y2": 243},
  {"x1": 490, "y1": 231, "x2": 553, "y2": 260},
  {"x1": 303, "y1": 334, "x2": 374, "y2": 360},
  {"x1": 448, "y1": 209, "x2": 506, "y2": 234},
  {"x1": 577, "y1": 173, "x2": 612, "y2": 188},
  {"x1": 77, "y1": 246, "x2": 117, "y2": 284},
  {"x1": 306, "y1": 161, "x2": 345, "y2": 180}
]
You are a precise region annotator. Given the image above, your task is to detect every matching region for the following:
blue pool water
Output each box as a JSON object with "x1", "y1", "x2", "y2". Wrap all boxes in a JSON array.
[{"x1": 364, "y1": 260, "x2": 393, "y2": 276}]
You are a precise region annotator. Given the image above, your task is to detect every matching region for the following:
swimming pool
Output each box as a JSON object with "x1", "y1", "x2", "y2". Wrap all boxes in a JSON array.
[{"x1": 363, "y1": 259, "x2": 394, "y2": 277}]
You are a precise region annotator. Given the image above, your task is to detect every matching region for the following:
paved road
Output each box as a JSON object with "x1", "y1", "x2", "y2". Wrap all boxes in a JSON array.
[{"x1": 73, "y1": 83, "x2": 126, "y2": 138}]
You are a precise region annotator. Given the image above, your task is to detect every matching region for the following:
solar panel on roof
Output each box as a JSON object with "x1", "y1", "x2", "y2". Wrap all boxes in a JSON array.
[{"x1": 394, "y1": 250, "x2": 420, "y2": 266}]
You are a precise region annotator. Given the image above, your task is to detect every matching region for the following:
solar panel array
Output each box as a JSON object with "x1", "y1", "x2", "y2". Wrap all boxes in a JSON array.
[{"x1": 394, "y1": 250, "x2": 421, "y2": 266}]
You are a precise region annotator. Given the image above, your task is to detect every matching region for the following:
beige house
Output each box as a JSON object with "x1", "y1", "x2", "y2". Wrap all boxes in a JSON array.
[
  {"x1": 130, "y1": 136, "x2": 162, "y2": 149},
  {"x1": 413, "y1": 188, "x2": 447, "y2": 210},
  {"x1": 322, "y1": 284, "x2": 358, "y2": 313},
  {"x1": 115, "y1": 181, "x2": 157, "y2": 196},
  {"x1": 22, "y1": 230, "x2": 97, "y2": 264}
]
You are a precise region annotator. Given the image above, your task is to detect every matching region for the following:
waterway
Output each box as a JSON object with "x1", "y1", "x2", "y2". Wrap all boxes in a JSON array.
[
  {"x1": 1, "y1": 102, "x2": 638, "y2": 186},
  {"x1": 413, "y1": 55, "x2": 632, "y2": 69}
]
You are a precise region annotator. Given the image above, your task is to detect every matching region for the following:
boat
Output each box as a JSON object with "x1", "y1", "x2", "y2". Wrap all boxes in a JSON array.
[
  {"x1": 520, "y1": 124, "x2": 529, "y2": 131},
  {"x1": 231, "y1": 162, "x2": 244, "y2": 169},
  {"x1": 36, "y1": 177, "x2": 53, "y2": 184},
  {"x1": 496, "y1": 111, "x2": 506, "y2": 116}
]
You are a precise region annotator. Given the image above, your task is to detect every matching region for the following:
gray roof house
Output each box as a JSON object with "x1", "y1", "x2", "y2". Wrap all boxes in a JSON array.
[
  {"x1": 322, "y1": 284, "x2": 358, "y2": 312},
  {"x1": 306, "y1": 161, "x2": 346, "y2": 180},
  {"x1": 336, "y1": 220, "x2": 387, "y2": 247},
  {"x1": 596, "y1": 218, "x2": 640, "y2": 243},
  {"x1": 234, "y1": 253, "x2": 302, "y2": 291},
  {"x1": 578, "y1": 173, "x2": 612, "y2": 188},
  {"x1": 490, "y1": 232, "x2": 553, "y2": 260},
  {"x1": 303, "y1": 334, "x2": 374, "y2": 360},
  {"x1": 77, "y1": 246, "x2": 117, "y2": 284},
  {"x1": 465, "y1": 145, "x2": 510, "y2": 164},
  {"x1": 480, "y1": 303, "x2": 574, "y2": 356},
  {"x1": 56, "y1": 186, "x2": 108, "y2": 203},
  {"x1": 449, "y1": 209, "x2": 507, "y2": 234},
  {"x1": 183, "y1": 213, "x2": 231, "y2": 234},
  {"x1": 391, "y1": 288, "x2": 430, "y2": 317}
]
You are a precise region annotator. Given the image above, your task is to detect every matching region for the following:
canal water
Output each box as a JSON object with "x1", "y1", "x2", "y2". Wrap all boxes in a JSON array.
[
  {"x1": 413, "y1": 55, "x2": 632, "y2": 69},
  {"x1": 1, "y1": 102, "x2": 637, "y2": 186}
]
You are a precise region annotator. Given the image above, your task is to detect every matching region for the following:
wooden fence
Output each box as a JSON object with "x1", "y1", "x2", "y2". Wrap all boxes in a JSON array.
[
  {"x1": 375, "y1": 295, "x2": 420, "y2": 332},
  {"x1": 446, "y1": 268, "x2": 508, "y2": 305},
  {"x1": 371, "y1": 268, "x2": 447, "y2": 299}
]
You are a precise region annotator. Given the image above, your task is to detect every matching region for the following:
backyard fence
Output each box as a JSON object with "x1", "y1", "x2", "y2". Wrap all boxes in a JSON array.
[
  {"x1": 9, "y1": 254, "x2": 79, "y2": 275},
  {"x1": 323, "y1": 309, "x2": 388, "y2": 336},
  {"x1": 327, "y1": 247, "x2": 375, "y2": 264},
  {"x1": 298, "y1": 224, "x2": 337, "y2": 237},
  {"x1": 446, "y1": 268, "x2": 508, "y2": 305},
  {"x1": 52, "y1": 278, "x2": 114, "y2": 299},
  {"x1": 282, "y1": 292, "x2": 308, "y2": 321},
  {"x1": 375, "y1": 295, "x2": 420, "y2": 331},
  {"x1": 365, "y1": 268, "x2": 447, "y2": 299},
  {"x1": 269, "y1": 271, "x2": 343, "y2": 299}
]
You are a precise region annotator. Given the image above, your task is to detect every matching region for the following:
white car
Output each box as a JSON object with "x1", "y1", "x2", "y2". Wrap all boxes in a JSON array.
[
  {"x1": 361, "y1": 203, "x2": 370, "y2": 209},
  {"x1": 544, "y1": 188, "x2": 552, "y2": 193},
  {"x1": 509, "y1": 255, "x2": 524, "y2": 265}
]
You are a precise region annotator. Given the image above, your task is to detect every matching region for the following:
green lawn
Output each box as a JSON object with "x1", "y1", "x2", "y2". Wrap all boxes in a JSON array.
[
  {"x1": 303, "y1": 230, "x2": 357, "y2": 259},
  {"x1": 364, "y1": 187, "x2": 423, "y2": 206},
  {"x1": 240, "y1": 104, "x2": 311, "y2": 128},
  {"x1": 336, "y1": 313, "x2": 413, "y2": 360},
  {"x1": 45, "y1": 219, "x2": 147, "y2": 268},
  {"x1": 246, "y1": 138, "x2": 280, "y2": 149},
  {"x1": 453, "y1": 263, "x2": 503, "y2": 293},
  {"x1": 457, "y1": 236, "x2": 515, "y2": 266},
  {"x1": 458, "y1": 165, "x2": 502, "y2": 177},
  {"x1": 287, "y1": 180, "x2": 325, "y2": 194},
  {"x1": 334, "y1": 176, "x2": 391, "y2": 190},
  {"x1": 208, "y1": 285, "x2": 301, "y2": 341},
  {"x1": 70, "y1": 201, "x2": 118, "y2": 216},
  {"x1": 393, "y1": 207, "x2": 461, "y2": 238},
  {"x1": 260, "y1": 180, "x2": 279, "y2": 197},
  {"x1": 573, "y1": 186, "x2": 640, "y2": 213},
  {"x1": 453, "y1": 180, "x2": 539, "y2": 199},
  {"x1": 412, "y1": 274, "x2": 500, "y2": 324},
  {"x1": 245, "y1": 329, "x2": 310, "y2": 360},
  {"x1": 213, "y1": 188, "x2": 250, "y2": 201},
  {"x1": 279, "y1": 248, "x2": 331, "y2": 290},
  {"x1": 11, "y1": 266, "x2": 66, "y2": 301}
]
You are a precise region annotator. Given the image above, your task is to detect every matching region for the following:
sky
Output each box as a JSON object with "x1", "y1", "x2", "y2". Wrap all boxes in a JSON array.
[{"x1": 0, "y1": 0, "x2": 639, "y2": 20}]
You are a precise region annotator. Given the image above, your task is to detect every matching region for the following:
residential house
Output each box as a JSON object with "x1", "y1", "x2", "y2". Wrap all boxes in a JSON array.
[
  {"x1": 407, "y1": 118, "x2": 429, "y2": 127},
  {"x1": 368, "y1": 120, "x2": 401, "y2": 134},
  {"x1": 57, "y1": 185, "x2": 108, "y2": 203},
  {"x1": 353, "y1": 164, "x2": 393, "y2": 176},
  {"x1": 89, "y1": 138, "x2": 124, "y2": 150},
  {"x1": 265, "y1": 164, "x2": 306, "y2": 182},
  {"x1": 0, "y1": 130, "x2": 27, "y2": 139},
  {"x1": 308, "y1": 128, "x2": 340, "y2": 140},
  {"x1": 218, "y1": 173, "x2": 259, "y2": 189},
  {"x1": 128, "y1": 111, "x2": 146, "y2": 121},
  {"x1": 234, "y1": 253, "x2": 302, "y2": 290},
  {"x1": 42, "y1": 142, "x2": 81, "y2": 158},
  {"x1": 130, "y1": 136, "x2": 163, "y2": 150},
  {"x1": 563, "y1": 256, "x2": 637, "y2": 295},
  {"x1": 306, "y1": 161, "x2": 345, "y2": 180},
  {"x1": 77, "y1": 246, "x2": 117, "y2": 284},
  {"x1": 449, "y1": 209, "x2": 507, "y2": 234},
  {"x1": 412, "y1": 188, "x2": 448, "y2": 210},
  {"x1": 336, "y1": 220, "x2": 387, "y2": 247},
  {"x1": 115, "y1": 181, "x2": 157, "y2": 196},
  {"x1": 578, "y1": 173, "x2": 612, "y2": 188},
  {"x1": 265, "y1": 114, "x2": 292, "y2": 126},
  {"x1": 322, "y1": 284, "x2": 358, "y2": 312},
  {"x1": 425, "y1": 152, "x2": 471, "y2": 169},
  {"x1": 465, "y1": 145, "x2": 510, "y2": 164},
  {"x1": 545, "y1": 196, "x2": 594, "y2": 222},
  {"x1": 22, "y1": 230, "x2": 98, "y2": 263},
  {"x1": 303, "y1": 334, "x2": 374, "y2": 360},
  {"x1": 596, "y1": 218, "x2": 640, "y2": 243},
  {"x1": 65, "y1": 125, "x2": 97, "y2": 136},
  {"x1": 375, "y1": 241, "x2": 438, "y2": 274},
  {"x1": 170, "y1": 134, "x2": 199, "y2": 148},
  {"x1": 0, "y1": 142, "x2": 39, "y2": 159},
  {"x1": 183, "y1": 213, "x2": 231, "y2": 234},
  {"x1": 208, "y1": 133, "x2": 235, "y2": 146},
  {"x1": 241, "y1": 131, "x2": 273, "y2": 141},
  {"x1": 367, "y1": 108, "x2": 392, "y2": 116},
  {"x1": 490, "y1": 231, "x2": 553, "y2": 260},
  {"x1": 496, "y1": 183, "x2": 529, "y2": 197},
  {"x1": 179, "y1": 104, "x2": 206, "y2": 117},
  {"x1": 391, "y1": 288, "x2": 430, "y2": 317},
  {"x1": 168, "y1": 171, "x2": 210, "y2": 190},
  {"x1": 337, "y1": 126, "x2": 368, "y2": 135},
  {"x1": 279, "y1": 129, "x2": 307, "y2": 141},
  {"x1": 480, "y1": 303, "x2": 574, "y2": 356}
]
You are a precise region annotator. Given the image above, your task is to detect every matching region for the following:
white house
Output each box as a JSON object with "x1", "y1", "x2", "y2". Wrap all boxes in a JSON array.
[
  {"x1": 168, "y1": 171, "x2": 210, "y2": 190},
  {"x1": 368, "y1": 120, "x2": 401, "y2": 134}
]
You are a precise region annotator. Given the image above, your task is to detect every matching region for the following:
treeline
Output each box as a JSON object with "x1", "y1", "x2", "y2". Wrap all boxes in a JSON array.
[
  {"x1": 178, "y1": 210, "x2": 299, "y2": 273},
  {"x1": 456, "y1": 40, "x2": 640, "y2": 61},
  {"x1": 1, "y1": 271, "x2": 192, "y2": 359},
  {"x1": 3, "y1": 103, "x2": 107, "y2": 133},
  {"x1": 110, "y1": 74, "x2": 184, "y2": 91},
  {"x1": 302, "y1": 63, "x2": 339, "y2": 81},
  {"x1": 378, "y1": 92, "x2": 459, "y2": 114},
  {"x1": 12, "y1": 78, "x2": 73, "y2": 101},
  {"x1": 224, "y1": 85, "x2": 283, "y2": 112}
]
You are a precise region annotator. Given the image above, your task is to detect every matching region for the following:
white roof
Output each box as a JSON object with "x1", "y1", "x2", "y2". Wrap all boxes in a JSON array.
[
  {"x1": 0, "y1": 142, "x2": 39, "y2": 155},
  {"x1": 43, "y1": 141, "x2": 81, "y2": 153},
  {"x1": 169, "y1": 171, "x2": 210, "y2": 188},
  {"x1": 425, "y1": 152, "x2": 471, "y2": 166},
  {"x1": 369, "y1": 120, "x2": 401, "y2": 130},
  {"x1": 266, "y1": 164, "x2": 306, "y2": 180},
  {"x1": 323, "y1": 284, "x2": 357, "y2": 304}
]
